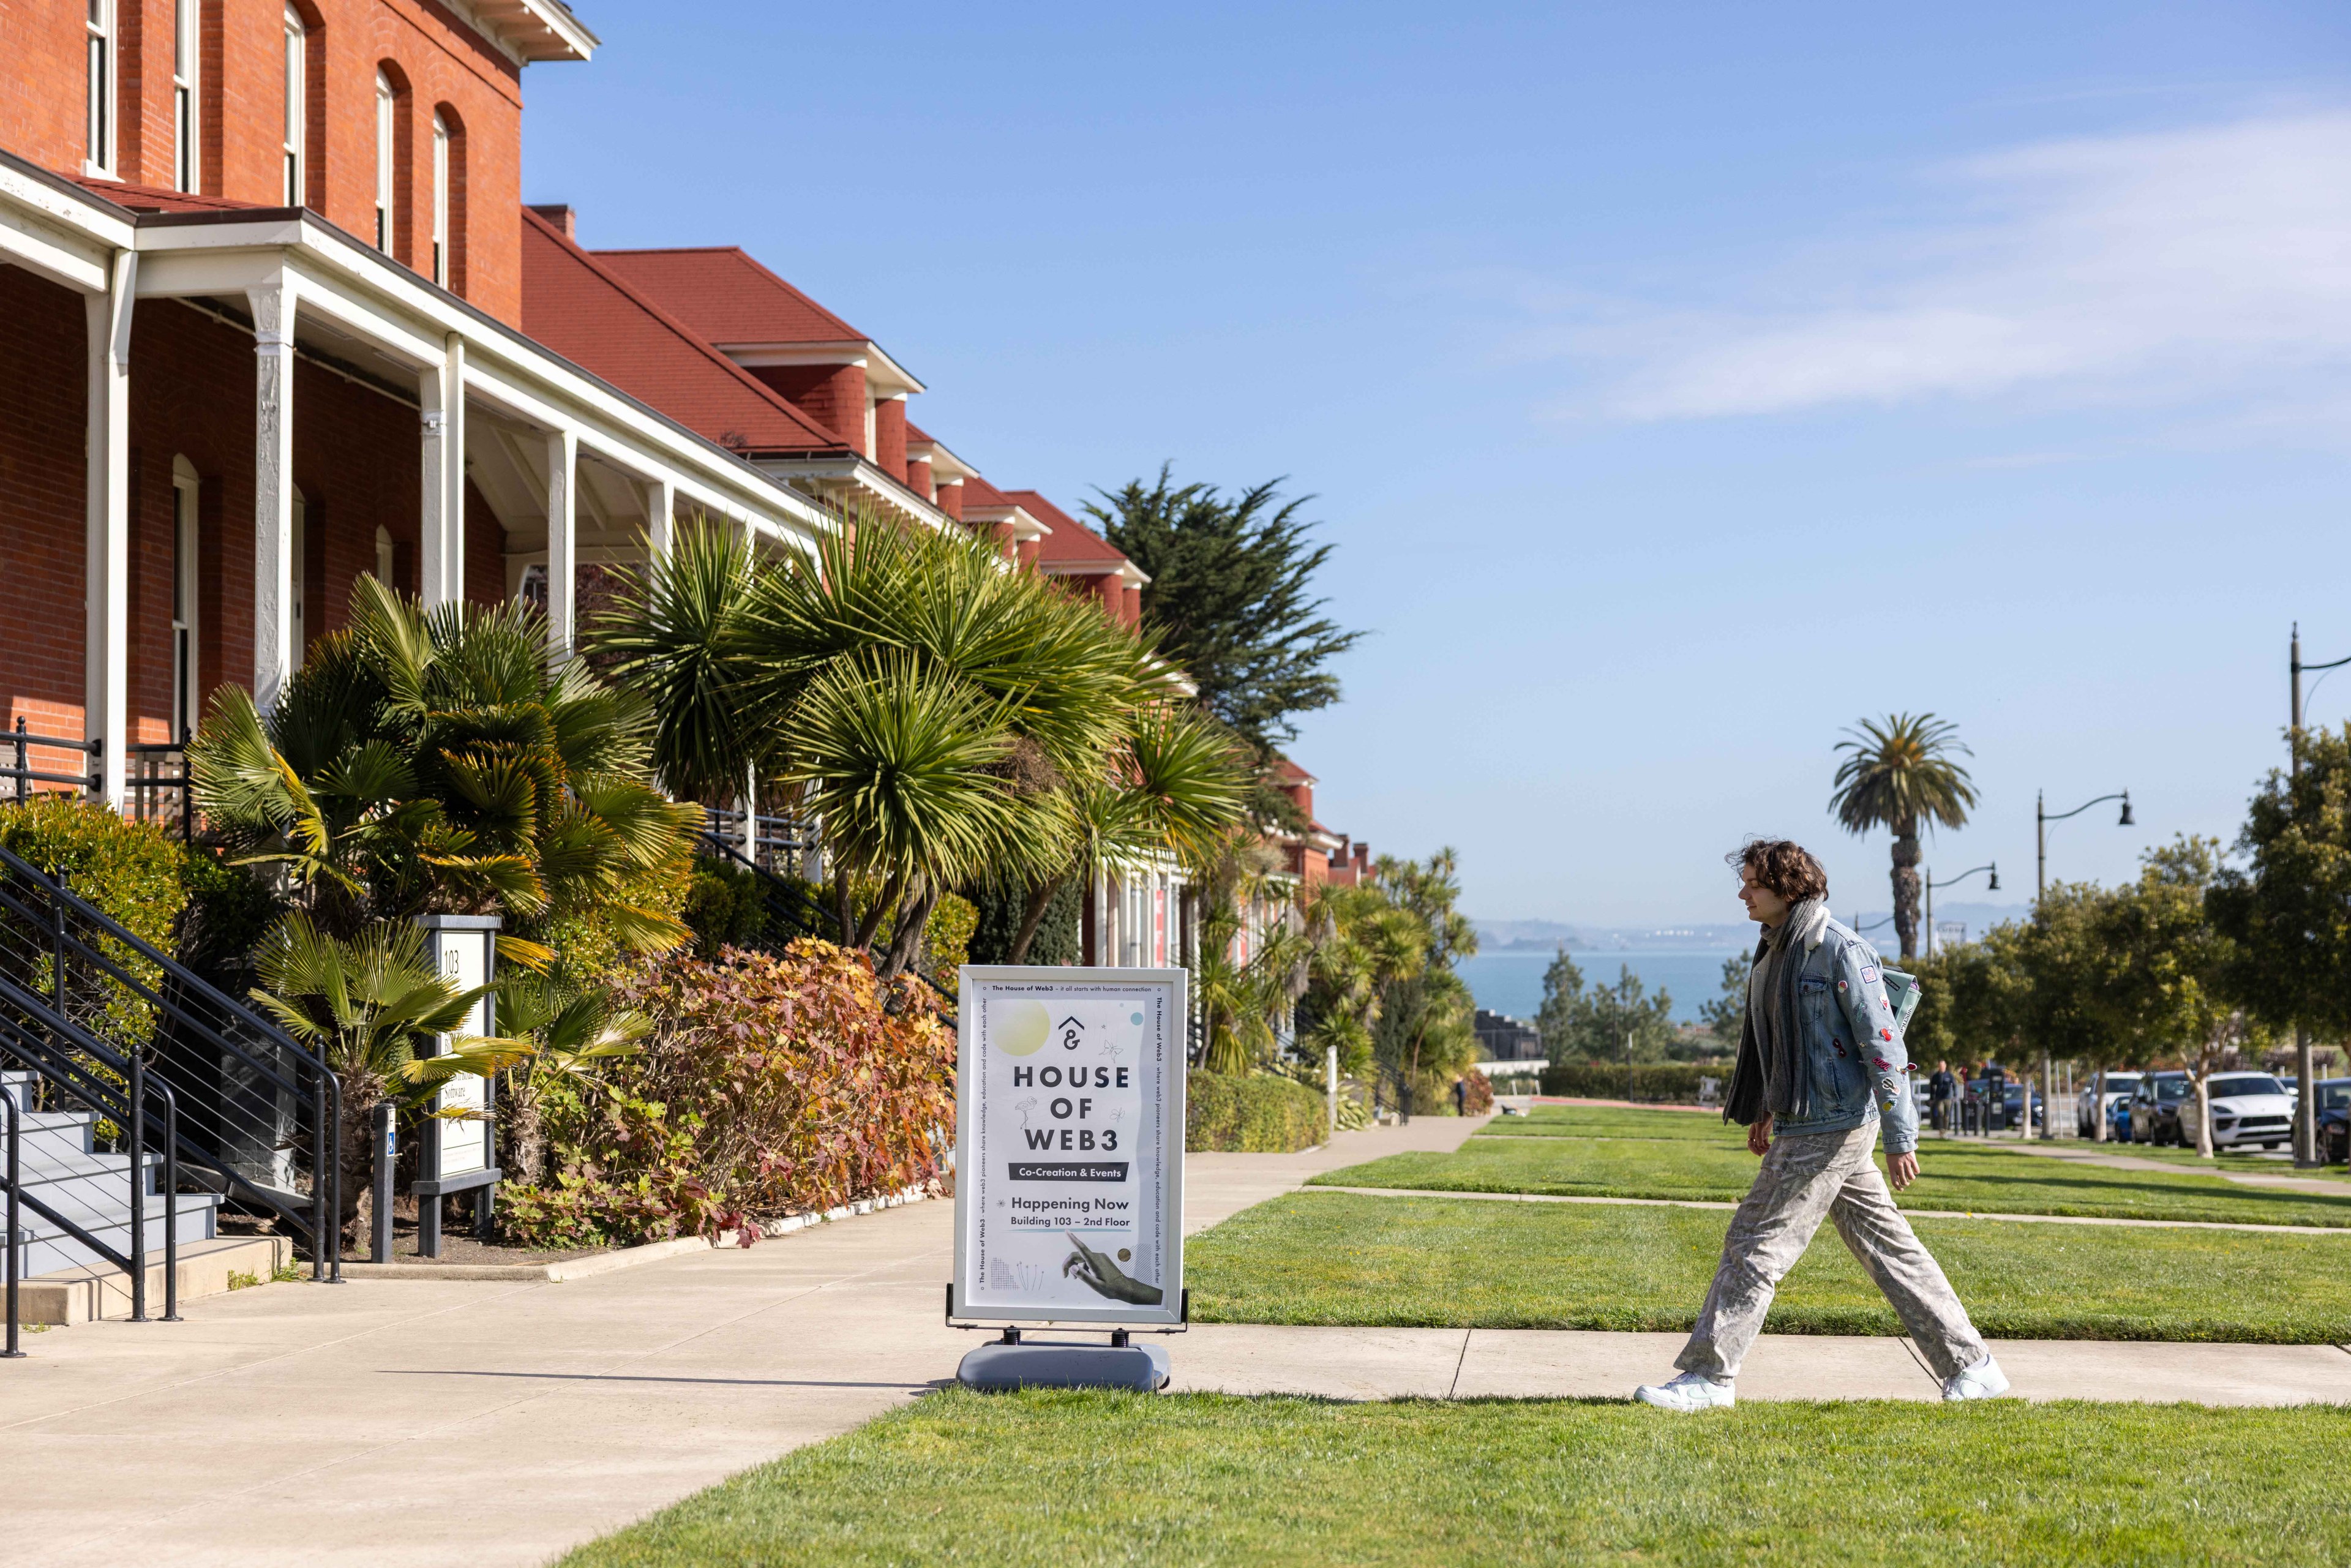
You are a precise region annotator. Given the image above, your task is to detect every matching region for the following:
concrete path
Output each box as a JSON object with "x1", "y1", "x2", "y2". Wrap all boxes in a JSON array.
[
  {"x1": 0, "y1": 1115, "x2": 1475, "y2": 1568},
  {"x1": 1989, "y1": 1138, "x2": 2351, "y2": 1197},
  {"x1": 1309, "y1": 1183, "x2": 2351, "y2": 1235},
  {"x1": 4, "y1": 1108, "x2": 2347, "y2": 1568}
]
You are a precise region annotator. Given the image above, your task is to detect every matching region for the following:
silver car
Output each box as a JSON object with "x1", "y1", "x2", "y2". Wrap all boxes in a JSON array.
[
  {"x1": 2177, "y1": 1072, "x2": 2296, "y2": 1152},
  {"x1": 2077, "y1": 1071, "x2": 2143, "y2": 1137}
]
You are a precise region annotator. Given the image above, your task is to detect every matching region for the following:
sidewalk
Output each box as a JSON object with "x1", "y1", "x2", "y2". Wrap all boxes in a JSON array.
[
  {"x1": 0, "y1": 1114, "x2": 1474, "y2": 1568},
  {"x1": 4, "y1": 1109, "x2": 2346, "y2": 1568}
]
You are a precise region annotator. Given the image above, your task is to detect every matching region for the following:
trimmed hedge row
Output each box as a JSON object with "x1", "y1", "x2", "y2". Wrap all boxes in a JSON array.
[
  {"x1": 1538, "y1": 1061, "x2": 1732, "y2": 1104},
  {"x1": 1187, "y1": 1071, "x2": 1324, "y2": 1152}
]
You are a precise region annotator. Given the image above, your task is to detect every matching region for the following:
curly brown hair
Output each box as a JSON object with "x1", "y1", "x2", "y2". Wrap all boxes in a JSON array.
[{"x1": 1729, "y1": 838, "x2": 1828, "y2": 904}]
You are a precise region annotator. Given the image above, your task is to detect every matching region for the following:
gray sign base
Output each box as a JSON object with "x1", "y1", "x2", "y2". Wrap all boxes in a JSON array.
[{"x1": 957, "y1": 1339, "x2": 1170, "y2": 1392}]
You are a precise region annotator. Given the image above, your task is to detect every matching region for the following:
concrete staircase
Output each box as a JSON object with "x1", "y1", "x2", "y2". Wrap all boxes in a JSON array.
[{"x1": 4, "y1": 1069, "x2": 220, "y2": 1282}]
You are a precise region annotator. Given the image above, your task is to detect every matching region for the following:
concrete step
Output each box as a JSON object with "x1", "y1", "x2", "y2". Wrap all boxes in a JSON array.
[
  {"x1": 16, "y1": 1231, "x2": 296, "y2": 1325},
  {"x1": 9, "y1": 1190, "x2": 219, "y2": 1278}
]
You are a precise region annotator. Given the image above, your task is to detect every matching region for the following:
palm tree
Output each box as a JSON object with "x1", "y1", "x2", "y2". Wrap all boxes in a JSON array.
[
  {"x1": 249, "y1": 914, "x2": 487, "y2": 1237},
  {"x1": 1829, "y1": 713, "x2": 1978, "y2": 960},
  {"x1": 191, "y1": 576, "x2": 700, "y2": 959},
  {"x1": 588, "y1": 512, "x2": 1248, "y2": 980}
]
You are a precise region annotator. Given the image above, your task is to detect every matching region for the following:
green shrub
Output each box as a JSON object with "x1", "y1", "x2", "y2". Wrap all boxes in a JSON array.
[
  {"x1": 1539, "y1": 1060, "x2": 1731, "y2": 1103},
  {"x1": 0, "y1": 796, "x2": 190, "y2": 1041},
  {"x1": 1188, "y1": 1071, "x2": 1324, "y2": 1152},
  {"x1": 925, "y1": 892, "x2": 977, "y2": 987},
  {"x1": 964, "y1": 871, "x2": 1082, "y2": 967},
  {"x1": 682, "y1": 863, "x2": 768, "y2": 955}
]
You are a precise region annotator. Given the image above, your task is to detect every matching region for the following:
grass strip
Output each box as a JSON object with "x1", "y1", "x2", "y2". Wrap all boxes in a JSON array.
[
  {"x1": 1188, "y1": 1191, "x2": 2351, "y2": 1341},
  {"x1": 561, "y1": 1389, "x2": 2351, "y2": 1568},
  {"x1": 1333, "y1": 1126, "x2": 2351, "y2": 1227}
]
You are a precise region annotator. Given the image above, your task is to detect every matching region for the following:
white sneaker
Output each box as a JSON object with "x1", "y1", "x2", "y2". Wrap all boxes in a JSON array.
[
  {"x1": 1633, "y1": 1371, "x2": 1735, "y2": 1411},
  {"x1": 1942, "y1": 1355, "x2": 2010, "y2": 1401}
]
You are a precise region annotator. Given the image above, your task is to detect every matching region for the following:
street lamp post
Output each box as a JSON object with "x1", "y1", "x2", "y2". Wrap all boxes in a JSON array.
[
  {"x1": 2035, "y1": 792, "x2": 2132, "y2": 1141},
  {"x1": 2036, "y1": 790, "x2": 2132, "y2": 904},
  {"x1": 1923, "y1": 863, "x2": 1998, "y2": 959},
  {"x1": 2285, "y1": 625, "x2": 2347, "y2": 1164}
]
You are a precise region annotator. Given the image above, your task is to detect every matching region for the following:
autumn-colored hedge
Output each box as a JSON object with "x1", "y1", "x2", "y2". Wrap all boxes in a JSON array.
[
  {"x1": 499, "y1": 940, "x2": 955, "y2": 1248},
  {"x1": 1187, "y1": 1071, "x2": 1324, "y2": 1152}
]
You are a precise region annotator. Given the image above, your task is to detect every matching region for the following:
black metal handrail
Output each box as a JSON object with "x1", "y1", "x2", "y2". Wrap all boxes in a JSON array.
[
  {"x1": 124, "y1": 730, "x2": 194, "y2": 844},
  {"x1": 0, "y1": 994, "x2": 183, "y2": 1326},
  {"x1": 0, "y1": 844, "x2": 340, "y2": 1280},
  {"x1": 5, "y1": 719, "x2": 100, "y2": 797}
]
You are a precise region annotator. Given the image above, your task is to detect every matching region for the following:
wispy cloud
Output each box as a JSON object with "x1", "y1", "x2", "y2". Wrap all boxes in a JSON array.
[{"x1": 1569, "y1": 112, "x2": 2351, "y2": 421}]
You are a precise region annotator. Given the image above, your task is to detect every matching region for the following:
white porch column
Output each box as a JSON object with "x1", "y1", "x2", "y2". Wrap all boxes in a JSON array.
[
  {"x1": 543, "y1": 427, "x2": 577, "y2": 664},
  {"x1": 247, "y1": 275, "x2": 297, "y2": 712},
  {"x1": 83, "y1": 251, "x2": 135, "y2": 806},
  {"x1": 418, "y1": 331, "x2": 465, "y2": 607},
  {"x1": 645, "y1": 475, "x2": 675, "y2": 560}
]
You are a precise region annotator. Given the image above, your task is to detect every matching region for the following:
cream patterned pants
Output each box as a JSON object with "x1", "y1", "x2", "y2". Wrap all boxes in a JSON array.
[{"x1": 1674, "y1": 1121, "x2": 1987, "y2": 1382}]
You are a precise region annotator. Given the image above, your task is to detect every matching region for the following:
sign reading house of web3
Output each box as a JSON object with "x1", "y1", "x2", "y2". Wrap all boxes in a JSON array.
[{"x1": 953, "y1": 966, "x2": 1188, "y2": 1326}]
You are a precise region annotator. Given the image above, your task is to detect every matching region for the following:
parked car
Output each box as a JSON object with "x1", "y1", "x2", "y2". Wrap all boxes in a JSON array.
[
  {"x1": 2314, "y1": 1078, "x2": 2351, "y2": 1165},
  {"x1": 2175, "y1": 1073, "x2": 2295, "y2": 1152},
  {"x1": 2078, "y1": 1071, "x2": 2143, "y2": 1138},
  {"x1": 2129, "y1": 1071, "x2": 2193, "y2": 1144}
]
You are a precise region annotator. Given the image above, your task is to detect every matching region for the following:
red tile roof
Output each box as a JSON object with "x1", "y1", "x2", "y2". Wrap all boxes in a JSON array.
[
  {"x1": 590, "y1": 246, "x2": 865, "y2": 347},
  {"x1": 73, "y1": 176, "x2": 270, "y2": 214},
  {"x1": 1005, "y1": 490, "x2": 1131, "y2": 569},
  {"x1": 1275, "y1": 757, "x2": 1317, "y2": 786},
  {"x1": 959, "y1": 474, "x2": 1020, "y2": 512},
  {"x1": 520, "y1": 209, "x2": 850, "y2": 459}
]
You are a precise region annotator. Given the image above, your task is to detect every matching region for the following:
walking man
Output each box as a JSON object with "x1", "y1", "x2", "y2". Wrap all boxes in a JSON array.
[
  {"x1": 1929, "y1": 1060, "x2": 1957, "y2": 1133},
  {"x1": 1634, "y1": 839, "x2": 2007, "y2": 1410}
]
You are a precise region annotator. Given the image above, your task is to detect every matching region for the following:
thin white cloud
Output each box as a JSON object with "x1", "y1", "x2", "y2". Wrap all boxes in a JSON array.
[{"x1": 1581, "y1": 112, "x2": 2351, "y2": 420}]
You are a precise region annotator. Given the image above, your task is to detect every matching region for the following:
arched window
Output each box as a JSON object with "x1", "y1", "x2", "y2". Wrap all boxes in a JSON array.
[
  {"x1": 86, "y1": 1, "x2": 117, "y2": 177},
  {"x1": 375, "y1": 525, "x2": 395, "y2": 587},
  {"x1": 282, "y1": 6, "x2": 305, "y2": 206},
  {"x1": 173, "y1": 0, "x2": 199, "y2": 192},
  {"x1": 431, "y1": 111, "x2": 450, "y2": 286},
  {"x1": 374, "y1": 71, "x2": 395, "y2": 252}
]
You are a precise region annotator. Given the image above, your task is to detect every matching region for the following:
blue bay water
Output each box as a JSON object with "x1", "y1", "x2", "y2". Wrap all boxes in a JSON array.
[{"x1": 1460, "y1": 948, "x2": 1749, "y2": 1026}]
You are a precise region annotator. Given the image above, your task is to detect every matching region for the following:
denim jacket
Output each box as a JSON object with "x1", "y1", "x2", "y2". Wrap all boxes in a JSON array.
[{"x1": 1770, "y1": 917, "x2": 1919, "y2": 1155}]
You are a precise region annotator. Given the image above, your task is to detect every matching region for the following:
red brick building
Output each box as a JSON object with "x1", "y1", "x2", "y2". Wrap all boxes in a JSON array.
[{"x1": 0, "y1": 0, "x2": 1344, "y2": 975}]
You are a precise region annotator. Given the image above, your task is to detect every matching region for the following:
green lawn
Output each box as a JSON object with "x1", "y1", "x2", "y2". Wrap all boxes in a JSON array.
[
  {"x1": 1479, "y1": 1105, "x2": 1731, "y2": 1141},
  {"x1": 561, "y1": 1389, "x2": 2351, "y2": 1568},
  {"x1": 1327, "y1": 1114, "x2": 2351, "y2": 1226},
  {"x1": 1188, "y1": 1191, "x2": 2351, "y2": 1341}
]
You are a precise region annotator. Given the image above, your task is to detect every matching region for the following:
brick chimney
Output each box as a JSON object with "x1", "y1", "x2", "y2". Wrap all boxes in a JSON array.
[{"x1": 528, "y1": 204, "x2": 577, "y2": 240}]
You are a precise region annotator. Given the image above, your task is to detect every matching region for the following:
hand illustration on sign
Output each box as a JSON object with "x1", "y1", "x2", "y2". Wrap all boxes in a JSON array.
[{"x1": 1063, "y1": 1232, "x2": 1163, "y2": 1305}]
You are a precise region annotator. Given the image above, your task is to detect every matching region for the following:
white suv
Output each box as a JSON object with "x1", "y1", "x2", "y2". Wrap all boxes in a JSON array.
[
  {"x1": 2077, "y1": 1071, "x2": 2143, "y2": 1137},
  {"x1": 2177, "y1": 1073, "x2": 2295, "y2": 1152}
]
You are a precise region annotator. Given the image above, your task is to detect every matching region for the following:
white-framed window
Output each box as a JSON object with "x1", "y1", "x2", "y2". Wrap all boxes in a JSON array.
[
  {"x1": 282, "y1": 7, "x2": 305, "y2": 206},
  {"x1": 374, "y1": 71, "x2": 396, "y2": 252},
  {"x1": 173, "y1": 0, "x2": 199, "y2": 192},
  {"x1": 85, "y1": 0, "x2": 116, "y2": 177},
  {"x1": 171, "y1": 460, "x2": 202, "y2": 740},
  {"x1": 374, "y1": 525, "x2": 395, "y2": 587},
  {"x1": 430, "y1": 113, "x2": 450, "y2": 286}
]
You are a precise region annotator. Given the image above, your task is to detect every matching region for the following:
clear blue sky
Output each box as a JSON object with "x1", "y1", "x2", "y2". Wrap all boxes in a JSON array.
[{"x1": 525, "y1": 1, "x2": 2351, "y2": 927}]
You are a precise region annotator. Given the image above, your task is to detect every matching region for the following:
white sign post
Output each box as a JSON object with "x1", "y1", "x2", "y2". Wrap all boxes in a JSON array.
[
  {"x1": 952, "y1": 965, "x2": 1187, "y2": 1388},
  {"x1": 413, "y1": 914, "x2": 501, "y2": 1257}
]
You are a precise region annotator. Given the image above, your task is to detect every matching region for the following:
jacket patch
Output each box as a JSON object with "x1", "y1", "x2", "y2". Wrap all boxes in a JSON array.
[
  {"x1": 1859, "y1": 965, "x2": 1880, "y2": 983},
  {"x1": 1872, "y1": 1057, "x2": 1892, "y2": 1070},
  {"x1": 1880, "y1": 1029, "x2": 1892, "y2": 1041}
]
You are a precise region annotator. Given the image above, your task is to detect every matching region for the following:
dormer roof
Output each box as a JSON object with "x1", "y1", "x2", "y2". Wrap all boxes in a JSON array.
[{"x1": 591, "y1": 246, "x2": 924, "y2": 395}]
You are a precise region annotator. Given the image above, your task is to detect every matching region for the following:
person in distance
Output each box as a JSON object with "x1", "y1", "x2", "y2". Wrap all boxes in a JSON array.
[{"x1": 1633, "y1": 839, "x2": 2008, "y2": 1411}]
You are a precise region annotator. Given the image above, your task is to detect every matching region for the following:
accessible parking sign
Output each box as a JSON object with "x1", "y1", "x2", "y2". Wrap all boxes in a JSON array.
[{"x1": 953, "y1": 966, "x2": 1187, "y2": 1325}]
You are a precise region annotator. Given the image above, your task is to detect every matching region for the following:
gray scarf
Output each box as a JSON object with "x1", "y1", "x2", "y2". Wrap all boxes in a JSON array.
[{"x1": 1725, "y1": 898, "x2": 1829, "y2": 1128}]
